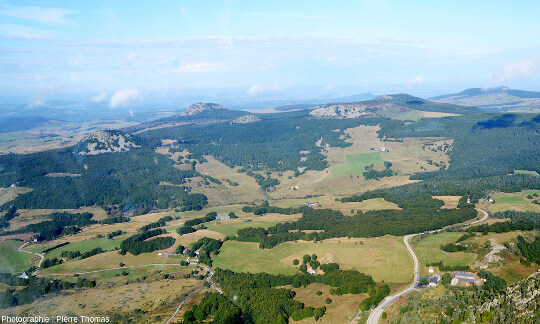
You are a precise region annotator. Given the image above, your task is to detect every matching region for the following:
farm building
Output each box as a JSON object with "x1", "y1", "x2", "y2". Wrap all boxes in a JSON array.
[
  {"x1": 216, "y1": 215, "x2": 231, "y2": 220},
  {"x1": 305, "y1": 202, "x2": 318, "y2": 207},
  {"x1": 451, "y1": 272, "x2": 477, "y2": 286}
]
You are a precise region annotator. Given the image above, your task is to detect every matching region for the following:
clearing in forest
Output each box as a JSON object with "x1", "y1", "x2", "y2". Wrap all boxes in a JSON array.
[
  {"x1": 212, "y1": 235, "x2": 412, "y2": 283},
  {"x1": 328, "y1": 152, "x2": 383, "y2": 179}
]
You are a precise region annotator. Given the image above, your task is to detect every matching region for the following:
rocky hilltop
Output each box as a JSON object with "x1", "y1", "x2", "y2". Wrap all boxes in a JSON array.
[
  {"x1": 309, "y1": 102, "x2": 397, "y2": 118},
  {"x1": 231, "y1": 115, "x2": 261, "y2": 124},
  {"x1": 181, "y1": 102, "x2": 228, "y2": 116},
  {"x1": 75, "y1": 130, "x2": 140, "y2": 155}
]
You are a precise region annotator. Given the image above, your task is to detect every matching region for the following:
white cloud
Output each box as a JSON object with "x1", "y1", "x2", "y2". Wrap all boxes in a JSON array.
[
  {"x1": 177, "y1": 62, "x2": 226, "y2": 73},
  {"x1": 0, "y1": 6, "x2": 76, "y2": 24},
  {"x1": 91, "y1": 91, "x2": 107, "y2": 103},
  {"x1": 28, "y1": 99, "x2": 44, "y2": 108},
  {"x1": 405, "y1": 76, "x2": 425, "y2": 87},
  {"x1": 109, "y1": 89, "x2": 139, "y2": 108},
  {"x1": 0, "y1": 24, "x2": 56, "y2": 40},
  {"x1": 247, "y1": 85, "x2": 280, "y2": 96},
  {"x1": 492, "y1": 58, "x2": 540, "y2": 83}
]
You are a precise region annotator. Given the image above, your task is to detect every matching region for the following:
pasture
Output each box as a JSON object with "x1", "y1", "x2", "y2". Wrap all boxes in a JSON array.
[
  {"x1": 514, "y1": 170, "x2": 539, "y2": 176},
  {"x1": 0, "y1": 186, "x2": 32, "y2": 206},
  {"x1": 412, "y1": 232, "x2": 478, "y2": 276},
  {"x1": 328, "y1": 152, "x2": 383, "y2": 179},
  {"x1": 212, "y1": 235, "x2": 412, "y2": 283},
  {"x1": 0, "y1": 240, "x2": 33, "y2": 273},
  {"x1": 477, "y1": 190, "x2": 540, "y2": 213}
]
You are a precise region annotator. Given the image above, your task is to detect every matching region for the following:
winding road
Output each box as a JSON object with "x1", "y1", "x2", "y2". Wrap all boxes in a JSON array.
[
  {"x1": 17, "y1": 241, "x2": 44, "y2": 275},
  {"x1": 165, "y1": 264, "x2": 221, "y2": 324},
  {"x1": 350, "y1": 207, "x2": 489, "y2": 324}
]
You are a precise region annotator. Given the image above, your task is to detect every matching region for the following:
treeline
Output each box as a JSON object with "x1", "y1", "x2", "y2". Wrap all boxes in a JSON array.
[
  {"x1": 107, "y1": 230, "x2": 124, "y2": 239},
  {"x1": 440, "y1": 243, "x2": 467, "y2": 252},
  {"x1": 236, "y1": 206, "x2": 477, "y2": 248},
  {"x1": 42, "y1": 242, "x2": 69, "y2": 253},
  {"x1": 120, "y1": 228, "x2": 175, "y2": 255},
  {"x1": 363, "y1": 161, "x2": 396, "y2": 180},
  {"x1": 516, "y1": 236, "x2": 540, "y2": 265},
  {"x1": 184, "y1": 212, "x2": 216, "y2": 227},
  {"x1": 0, "y1": 206, "x2": 18, "y2": 228},
  {"x1": 0, "y1": 212, "x2": 95, "y2": 241},
  {"x1": 359, "y1": 285, "x2": 391, "y2": 311},
  {"x1": 42, "y1": 257, "x2": 63, "y2": 269},
  {"x1": 0, "y1": 272, "x2": 95, "y2": 309},
  {"x1": 99, "y1": 216, "x2": 130, "y2": 225},
  {"x1": 478, "y1": 270, "x2": 507, "y2": 292},
  {"x1": 138, "y1": 215, "x2": 173, "y2": 232},
  {"x1": 425, "y1": 261, "x2": 470, "y2": 272},
  {"x1": 0, "y1": 145, "x2": 208, "y2": 211},
  {"x1": 61, "y1": 247, "x2": 105, "y2": 260},
  {"x1": 176, "y1": 212, "x2": 218, "y2": 236},
  {"x1": 241, "y1": 201, "x2": 309, "y2": 216}
]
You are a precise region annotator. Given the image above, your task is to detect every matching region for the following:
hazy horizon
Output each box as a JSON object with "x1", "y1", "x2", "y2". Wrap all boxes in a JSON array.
[{"x1": 1, "y1": 0, "x2": 540, "y2": 109}]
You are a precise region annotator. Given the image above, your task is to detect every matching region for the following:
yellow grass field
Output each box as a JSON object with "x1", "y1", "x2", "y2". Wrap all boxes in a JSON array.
[
  {"x1": 213, "y1": 235, "x2": 412, "y2": 283},
  {"x1": 476, "y1": 190, "x2": 540, "y2": 213},
  {"x1": 0, "y1": 186, "x2": 32, "y2": 206},
  {"x1": 433, "y1": 195, "x2": 461, "y2": 209}
]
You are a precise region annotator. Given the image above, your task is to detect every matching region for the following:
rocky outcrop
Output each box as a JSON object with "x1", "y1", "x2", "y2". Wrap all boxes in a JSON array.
[
  {"x1": 309, "y1": 102, "x2": 397, "y2": 118},
  {"x1": 181, "y1": 102, "x2": 227, "y2": 116},
  {"x1": 75, "y1": 130, "x2": 140, "y2": 155},
  {"x1": 478, "y1": 270, "x2": 540, "y2": 323},
  {"x1": 231, "y1": 115, "x2": 261, "y2": 124}
]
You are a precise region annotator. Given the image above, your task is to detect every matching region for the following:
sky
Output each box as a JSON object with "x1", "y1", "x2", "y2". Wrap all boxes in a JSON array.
[{"x1": 1, "y1": 0, "x2": 540, "y2": 108}]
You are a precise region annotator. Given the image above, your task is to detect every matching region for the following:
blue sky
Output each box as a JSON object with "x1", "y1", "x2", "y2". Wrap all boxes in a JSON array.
[{"x1": 1, "y1": 0, "x2": 540, "y2": 107}]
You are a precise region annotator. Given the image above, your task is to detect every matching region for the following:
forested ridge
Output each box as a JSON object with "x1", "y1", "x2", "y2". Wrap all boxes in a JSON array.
[
  {"x1": 139, "y1": 113, "x2": 386, "y2": 172},
  {"x1": 0, "y1": 144, "x2": 207, "y2": 211}
]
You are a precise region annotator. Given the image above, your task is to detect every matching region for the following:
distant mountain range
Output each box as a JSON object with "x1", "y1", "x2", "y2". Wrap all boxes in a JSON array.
[
  {"x1": 274, "y1": 93, "x2": 375, "y2": 111},
  {"x1": 432, "y1": 86, "x2": 540, "y2": 112},
  {"x1": 308, "y1": 93, "x2": 480, "y2": 119}
]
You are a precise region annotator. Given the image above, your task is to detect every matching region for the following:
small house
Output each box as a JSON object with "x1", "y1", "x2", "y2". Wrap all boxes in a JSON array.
[{"x1": 429, "y1": 274, "x2": 440, "y2": 287}]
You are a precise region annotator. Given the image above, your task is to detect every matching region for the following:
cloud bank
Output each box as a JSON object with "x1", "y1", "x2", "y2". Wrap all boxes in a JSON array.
[{"x1": 109, "y1": 89, "x2": 139, "y2": 108}]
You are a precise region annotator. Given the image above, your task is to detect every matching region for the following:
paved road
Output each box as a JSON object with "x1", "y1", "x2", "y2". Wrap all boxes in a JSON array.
[
  {"x1": 350, "y1": 207, "x2": 489, "y2": 324},
  {"x1": 17, "y1": 241, "x2": 44, "y2": 275}
]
